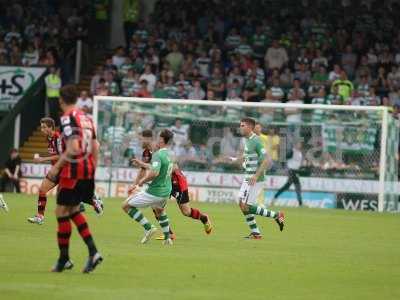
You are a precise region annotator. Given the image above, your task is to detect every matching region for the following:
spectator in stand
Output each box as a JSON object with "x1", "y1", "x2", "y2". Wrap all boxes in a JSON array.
[
  {"x1": 165, "y1": 42, "x2": 184, "y2": 77},
  {"x1": 195, "y1": 50, "x2": 211, "y2": 78},
  {"x1": 225, "y1": 28, "x2": 241, "y2": 53},
  {"x1": 226, "y1": 78, "x2": 243, "y2": 100},
  {"x1": 1, "y1": 149, "x2": 21, "y2": 193},
  {"x1": 112, "y1": 46, "x2": 126, "y2": 68},
  {"x1": 121, "y1": 68, "x2": 140, "y2": 96},
  {"x1": 294, "y1": 62, "x2": 311, "y2": 85},
  {"x1": 188, "y1": 80, "x2": 205, "y2": 100},
  {"x1": 374, "y1": 66, "x2": 389, "y2": 97},
  {"x1": 105, "y1": 71, "x2": 119, "y2": 95},
  {"x1": 251, "y1": 25, "x2": 268, "y2": 60},
  {"x1": 91, "y1": 65, "x2": 105, "y2": 95},
  {"x1": 341, "y1": 45, "x2": 358, "y2": 79},
  {"x1": 280, "y1": 67, "x2": 294, "y2": 89},
  {"x1": 207, "y1": 67, "x2": 225, "y2": 100},
  {"x1": 135, "y1": 79, "x2": 152, "y2": 98},
  {"x1": 328, "y1": 64, "x2": 342, "y2": 84},
  {"x1": 311, "y1": 48, "x2": 328, "y2": 70},
  {"x1": 286, "y1": 79, "x2": 305, "y2": 123},
  {"x1": 76, "y1": 90, "x2": 93, "y2": 115},
  {"x1": 139, "y1": 64, "x2": 156, "y2": 93},
  {"x1": 264, "y1": 40, "x2": 289, "y2": 70},
  {"x1": 95, "y1": 78, "x2": 109, "y2": 96},
  {"x1": 170, "y1": 118, "x2": 189, "y2": 147},
  {"x1": 331, "y1": 71, "x2": 354, "y2": 103},
  {"x1": 266, "y1": 77, "x2": 285, "y2": 102},
  {"x1": 176, "y1": 83, "x2": 188, "y2": 99},
  {"x1": 22, "y1": 43, "x2": 39, "y2": 66}
]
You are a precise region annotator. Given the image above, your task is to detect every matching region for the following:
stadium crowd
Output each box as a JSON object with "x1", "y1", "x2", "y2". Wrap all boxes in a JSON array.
[
  {"x1": 0, "y1": 0, "x2": 91, "y2": 83},
  {"x1": 91, "y1": 0, "x2": 400, "y2": 113},
  {"x1": 1, "y1": 0, "x2": 397, "y2": 181},
  {"x1": 92, "y1": 0, "x2": 397, "y2": 178}
]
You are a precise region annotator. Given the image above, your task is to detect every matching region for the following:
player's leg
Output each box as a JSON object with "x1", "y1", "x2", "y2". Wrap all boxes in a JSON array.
[
  {"x1": 152, "y1": 205, "x2": 172, "y2": 245},
  {"x1": 177, "y1": 190, "x2": 212, "y2": 234},
  {"x1": 0, "y1": 194, "x2": 9, "y2": 212},
  {"x1": 154, "y1": 207, "x2": 176, "y2": 240},
  {"x1": 122, "y1": 192, "x2": 157, "y2": 244},
  {"x1": 80, "y1": 191, "x2": 104, "y2": 216},
  {"x1": 28, "y1": 177, "x2": 57, "y2": 224},
  {"x1": 291, "y1": 171, "x2": 303, "y2": 206},
  {"x1": 52, "y1": 201, "x2": 74, "y2": 272},
  {"x1": 68, "y1": 180, "x2": 103, "y2": 273},
  {"x1": 241, "y1": 182, "x2": 285, "y2": 232},
  {"x1": 238, "y1": 181, "x2": 262, "y2": 238}
]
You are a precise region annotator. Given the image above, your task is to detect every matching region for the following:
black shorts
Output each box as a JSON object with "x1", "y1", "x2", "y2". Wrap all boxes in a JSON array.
[
  {"x1": 170, "y1": 188, "x2": 190, "y2": 205},
  {"x1": 57, "y1": 179, "x2": 95, "y2": 206}
]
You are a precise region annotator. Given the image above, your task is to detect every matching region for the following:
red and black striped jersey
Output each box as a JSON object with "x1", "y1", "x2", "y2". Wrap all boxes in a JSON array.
[
  {"x1": 172, "y1": 168, "x2": 188, "y2": 192},
  {"x1": 59, "y1": 108, "x2": 97, "y2": 180},
  {"x1": 47, "y1": 130, "x2": 65, "y2": 165}
]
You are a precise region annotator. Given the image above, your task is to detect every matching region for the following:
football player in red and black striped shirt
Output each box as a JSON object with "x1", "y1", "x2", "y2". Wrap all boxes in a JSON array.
[
  {"x1": 27, "y1": 117, "x2": 64, "y2": 225},
  {"x1": 47, "y1": 85, "x2": 102, "y2": 273},
  {"x1": 27, "y1": 118, "x2": 103, "y2": 225},
  {"x1": 130, "y1": 130, "x2": 212, "y2": 239}
]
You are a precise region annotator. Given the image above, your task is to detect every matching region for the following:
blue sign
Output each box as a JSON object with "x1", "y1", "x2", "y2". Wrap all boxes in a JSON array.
[{"x1": 265, "y1": 191, "x2": 336, "y2": 209}]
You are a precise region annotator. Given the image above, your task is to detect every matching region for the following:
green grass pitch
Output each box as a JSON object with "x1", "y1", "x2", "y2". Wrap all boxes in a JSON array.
[{"x1": 0, "y1": 193, "x2": 399, "y2": 300}]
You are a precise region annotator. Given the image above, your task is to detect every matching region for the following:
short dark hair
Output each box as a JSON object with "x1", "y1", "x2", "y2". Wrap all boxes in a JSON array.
[
  {"x1": 40, "y1": 117, "x2": 55, "y2": 129},
  {"x1": 159, "y1": 129, "x2": 173, "y2": 145},
  {"x1": 141, "y1": 129, "x2": 153, "y2": 138},
  {"x1": 241, "y1": 117, "x2": 256, "y2": 128},
  {"x1": 60, "y1": 85, "x2": 78, "y2": 105}
]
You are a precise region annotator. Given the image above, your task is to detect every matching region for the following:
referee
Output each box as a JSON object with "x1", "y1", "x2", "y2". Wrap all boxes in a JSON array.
[{"x1": 272, "y1": 142, "x2": 303, "y2": 206}]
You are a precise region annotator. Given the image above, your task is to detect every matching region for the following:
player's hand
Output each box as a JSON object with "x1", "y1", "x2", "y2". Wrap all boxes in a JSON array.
[
  {"x1": 34, "y1": 156, "x2": 44, "y2": 163},
  {"x1": 128, "y1": 184, "x2": 138, "y2": 195},
  {"x1": 248, "y1": 175, "x2": 257, "y2": 186},
  {"x1": 131, "y1": 158, "x2": 143, "y2": 167}
]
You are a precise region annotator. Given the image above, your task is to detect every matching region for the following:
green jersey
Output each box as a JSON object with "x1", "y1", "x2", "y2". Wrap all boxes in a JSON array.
[
  {"x1": 146, "y1": 148, "x2": 173, "y2": 198},
  {"x1": 243, "y1": 133, "x2": 267, "y2": 182}
]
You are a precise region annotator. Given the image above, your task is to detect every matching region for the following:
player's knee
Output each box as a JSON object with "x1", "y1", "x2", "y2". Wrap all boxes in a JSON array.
[
  {"x1": 55, "y1": 205, "x2": 69, "y2": 217},
  {"x1": 153, "y1": 207, "x2": 163, "y2": 217},
  {"x1": 121, "y1": 200, "x2": 130, "y2": 212},
  {"x1": 239, "y1": 201, "x2": 248, "y2": 212},
  {"x1": 180, "y1": 205, "x2": 191, "y2": 216}
]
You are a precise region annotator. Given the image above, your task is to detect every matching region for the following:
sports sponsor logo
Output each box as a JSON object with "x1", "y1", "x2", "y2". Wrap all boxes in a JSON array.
[
  {"x1": 336, "y1": 193, "x2": 378, "y2": 211},
  {"x1": 0, "y1": 66, "x2": 46, "y2": 110}
]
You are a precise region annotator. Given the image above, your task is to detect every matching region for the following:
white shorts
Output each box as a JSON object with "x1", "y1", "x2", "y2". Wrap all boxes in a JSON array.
[
  {"x1": 127, "y1": 191, "x2": 167, "y2": 209},
  {"x1": 238, "y1": 181, "x2": 264, "y2": 205}
]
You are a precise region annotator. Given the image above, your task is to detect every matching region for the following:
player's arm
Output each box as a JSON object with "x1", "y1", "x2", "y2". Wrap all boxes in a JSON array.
[
  {"x1": 137, "y1": 169, "x2": 159, "y2": 186},
  {"x1": 137, "y1": 154, "x2": 161, "y2": 186},
  {"x1": 131, "y1": 158, "x2": 151, "y2": 169},
  {"x1": 49, "y1": 119, "x2": 81, "y2": 176},
  {"x1": 34, "y1": 154, "x2": 60, "y2": 163},
  {"x1": 53, "y1": 138, "x2": 80, "y2": 172},
  {"x1": 249, "y1": 143, "x2": 272, "y2": 185},
  {"x1": 91, "y1": 139, "x2": 100, "y2": 168}
]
